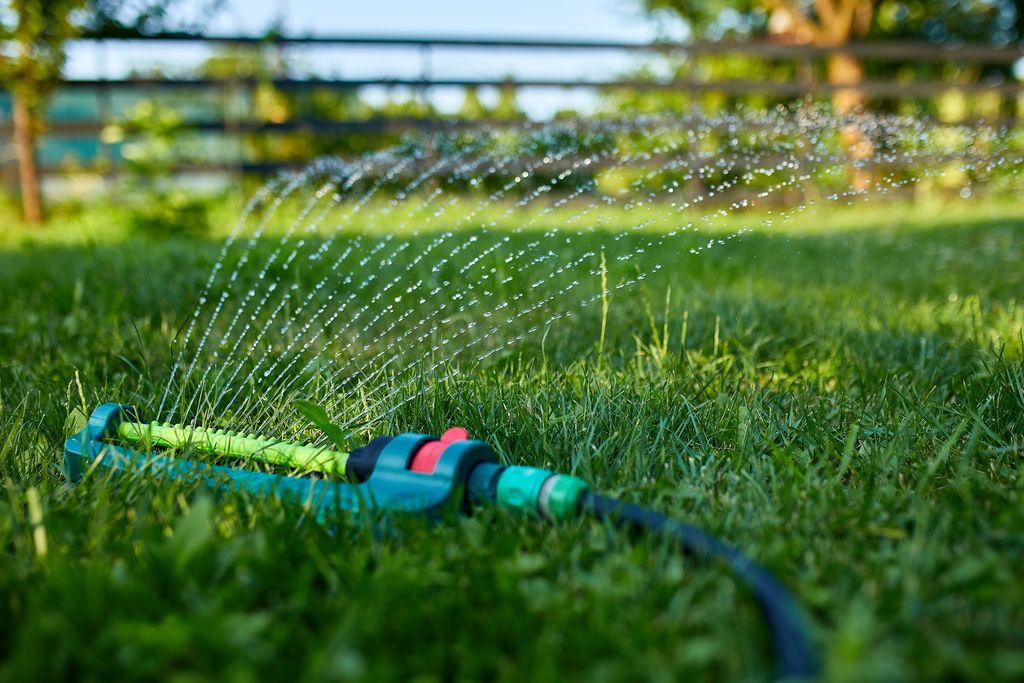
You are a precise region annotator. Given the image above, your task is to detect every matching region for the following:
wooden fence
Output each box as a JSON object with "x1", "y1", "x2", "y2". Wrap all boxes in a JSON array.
[{"x1": 1, "y1": 33, "x2": 1022, "y2": 181}]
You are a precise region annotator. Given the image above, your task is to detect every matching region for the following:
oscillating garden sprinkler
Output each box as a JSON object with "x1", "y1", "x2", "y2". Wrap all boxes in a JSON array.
[{"x1": 66, "y1": 402, "x2": 819, "y2": 680}]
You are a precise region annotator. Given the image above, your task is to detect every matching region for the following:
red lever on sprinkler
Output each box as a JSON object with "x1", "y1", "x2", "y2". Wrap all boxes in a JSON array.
[{"x1": 408, "y1": 427, "x2": 470, "y2": 474}]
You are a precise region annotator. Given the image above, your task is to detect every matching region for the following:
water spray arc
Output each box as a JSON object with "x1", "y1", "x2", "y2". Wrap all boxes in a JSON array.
[{"x1": 66, "y1": 403, "x2": 820, "y2": 680}]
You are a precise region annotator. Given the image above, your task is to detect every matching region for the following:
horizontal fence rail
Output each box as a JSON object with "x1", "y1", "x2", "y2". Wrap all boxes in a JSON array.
[
  {"x1": 28, "y1": 76, "x2": 1024, "y2": 97},
  {"x1": 0, "y1": 117, "x2": 505, "y2": 136},
  {"x1": 79, "y1": 32, "x2": 1024, "y2": 64}
]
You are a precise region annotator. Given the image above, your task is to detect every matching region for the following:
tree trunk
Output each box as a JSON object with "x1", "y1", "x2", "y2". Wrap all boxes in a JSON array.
[
  {"x1": 12, "y1": 92, "x2": 43, "y2": 225},
  {"x1": 827, "y1": 52, "x2": 873, "y2": 191},
  {"x1": 827, "y1": 51, "x2": 866, "y2": 113}
]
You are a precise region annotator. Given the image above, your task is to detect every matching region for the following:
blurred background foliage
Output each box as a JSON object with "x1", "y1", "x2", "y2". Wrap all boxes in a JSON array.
[{"x1": 1, "y1": 0, "x2": 1023, "y2": 229}]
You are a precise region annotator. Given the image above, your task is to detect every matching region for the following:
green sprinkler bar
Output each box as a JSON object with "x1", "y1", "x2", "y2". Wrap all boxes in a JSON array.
[{"x1": 116, "y1": 420, "x2": 349, "y2": 474}]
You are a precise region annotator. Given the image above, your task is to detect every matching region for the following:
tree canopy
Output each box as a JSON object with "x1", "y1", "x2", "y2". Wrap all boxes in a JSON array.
[{"x1": 642, "y1": 0, "x2": 1023, "y2": 46}]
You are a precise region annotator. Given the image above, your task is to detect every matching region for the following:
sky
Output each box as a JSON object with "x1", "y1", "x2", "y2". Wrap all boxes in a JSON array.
[{"x1": 64, "y1": 0, "x2": 690, "y2": 119}]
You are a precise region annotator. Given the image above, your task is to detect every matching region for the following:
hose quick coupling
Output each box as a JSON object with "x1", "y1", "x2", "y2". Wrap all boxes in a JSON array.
[
  {"x1": 495, "y1": 466, "x2": 589, "y2": 521},
  {"x1": 395, "y1": 427, "x2": 589, "y2": 522}
]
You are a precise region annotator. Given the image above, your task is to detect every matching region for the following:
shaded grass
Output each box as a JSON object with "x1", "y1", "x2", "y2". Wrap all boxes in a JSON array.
[{"x1": 1, "y1": 197, "x2": 1023, "y2": 682}]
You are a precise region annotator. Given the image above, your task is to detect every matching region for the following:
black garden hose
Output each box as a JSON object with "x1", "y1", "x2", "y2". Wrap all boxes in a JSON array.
[{"x1": 580, "y1": 491, "x2": 819, "y2": 680}]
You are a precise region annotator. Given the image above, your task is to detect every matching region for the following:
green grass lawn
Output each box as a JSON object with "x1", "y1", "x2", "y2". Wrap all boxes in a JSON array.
[{"x1": 1, "y1": 195, "x2": 1022, "y2": 682}]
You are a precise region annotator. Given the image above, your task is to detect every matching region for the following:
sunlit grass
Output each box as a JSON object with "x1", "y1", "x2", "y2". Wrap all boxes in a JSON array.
[{"x1": 0, "y1": 194, "x2": 1022, "y2": 681}]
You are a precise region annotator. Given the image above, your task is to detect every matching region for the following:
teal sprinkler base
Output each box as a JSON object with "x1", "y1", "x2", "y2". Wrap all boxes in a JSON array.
[{"x1": 64, "y1": 403, "x2": 588, "y2": 522}]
